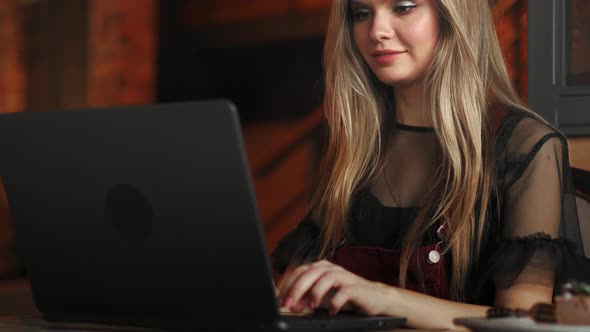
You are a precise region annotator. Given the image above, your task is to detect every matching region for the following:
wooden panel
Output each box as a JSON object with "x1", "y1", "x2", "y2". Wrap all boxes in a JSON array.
[
  {"x1": 517, "y1": 1, "x2": 528, "y2": 101},
  {"x1": 88, "y1": 0, "x2": 157, "y2": 106},
  {"x1": 25, "y1": 0, "x2": 88, "y2": 112},
  {"x1": 178, "y1": 0, "x2": 331, "y2": 46},
  {"x1": 0, "y1": 0, "x2": 26, "y2": 114},
  {"x1": 0, "y1": 0, "x2": 25, "y2": 278},
  {"x1": 181, "y1": 0, "x2": 290, "y2": 27},
  {"x1": 180, "y1": 0, "x2": 333, "y2": 27},
  {"x1": 492, "y1": 0, "x2": 529, "y2": 99},
  {"x1": 54, "y1": 0, "x2": 89, "y2": 110},
  {"x1": 569, "y1": 0, "x2": 590, "y2": 83},
  {"x1": 494, "y1": 1, "x2": 518, "y2": 81},
  {"x1": 294, "y1": 0, "x2": 332, "y2": 12},
  {"x1": 25, "y1": 0, "x2": 55, "y2": 112},
  {"x1": 529, "y1": 0, "x2": 590, "y2": 134}
]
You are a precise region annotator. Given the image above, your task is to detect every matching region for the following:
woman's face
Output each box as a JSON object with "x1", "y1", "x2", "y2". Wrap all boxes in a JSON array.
[{"x1": 350, "y1": 0, "x2": 440, "y2": 87}]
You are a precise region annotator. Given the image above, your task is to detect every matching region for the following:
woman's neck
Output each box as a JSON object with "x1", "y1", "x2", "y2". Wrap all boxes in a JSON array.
[{"x1": 393, "y1": 85, "x2": 432, "y2": 127}]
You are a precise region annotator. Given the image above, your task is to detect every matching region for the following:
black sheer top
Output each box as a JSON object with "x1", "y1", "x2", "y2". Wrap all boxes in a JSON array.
[{"x1": 271, "y1": 108, "x2": 590, "y2": 305}]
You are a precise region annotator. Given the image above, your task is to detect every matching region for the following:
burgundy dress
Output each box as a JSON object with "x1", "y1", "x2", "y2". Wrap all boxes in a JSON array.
[
  {"x1": 271, "y1": 108, "x2": 590, "y2": 305},
  {"x1": 331, "y1": 243, "x2": 450, "y2": 300}
]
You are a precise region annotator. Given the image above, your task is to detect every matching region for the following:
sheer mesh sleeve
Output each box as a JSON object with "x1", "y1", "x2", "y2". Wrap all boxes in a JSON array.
[
  {"x1": 270, "y1": 217, "x2": 322, "y2": 274},
  {"x1": 473, "y1": 111, "x2": 590, "y2": 303}
]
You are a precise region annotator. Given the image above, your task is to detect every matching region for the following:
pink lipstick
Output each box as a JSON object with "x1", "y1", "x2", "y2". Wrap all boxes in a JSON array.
[{"x1": 372, "y1": 50, "x2": 405, "y2": 65}]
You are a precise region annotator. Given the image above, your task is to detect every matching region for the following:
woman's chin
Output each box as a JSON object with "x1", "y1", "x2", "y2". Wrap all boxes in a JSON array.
[{"x1": 378, "y1": 77, "x2": 418, "y2": 88}]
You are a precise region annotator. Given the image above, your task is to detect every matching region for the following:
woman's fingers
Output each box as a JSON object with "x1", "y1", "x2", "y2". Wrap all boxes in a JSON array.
[
  {"x1": 283, "y1": 266, "x2": 340, "y2": 309},
  {"x1": 328, "y1": 285, "x2": 354, "y2": 315},
  {"x1": 289, "y1": 293, "x2": 313, "y2": 313},
  {"x1": 279, "y1": 261, "x2": 385, "y2": 317},
  {"x1": 277, "y1": 264, "x2": 312, "y2": 304},
  {"x1": 278, "y1": 260, "x2": 341, "y2": 309},
  {"x1": 308, "y1": 270, "x2": 340, "y2": 308}
]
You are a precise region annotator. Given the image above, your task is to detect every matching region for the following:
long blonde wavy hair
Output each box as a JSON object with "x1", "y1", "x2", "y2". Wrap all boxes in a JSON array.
[{"x1": 311, "y1": 0, "x2": 530, "y2": 301}]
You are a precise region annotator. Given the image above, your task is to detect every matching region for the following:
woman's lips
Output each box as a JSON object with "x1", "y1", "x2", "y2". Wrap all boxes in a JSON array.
[{"x1": 373, "y1": 51, "x2": 405, "y2": 65}]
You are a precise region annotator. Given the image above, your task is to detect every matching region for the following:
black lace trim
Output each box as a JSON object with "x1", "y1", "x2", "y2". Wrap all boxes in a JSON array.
[
  {"x1": 500, "y1": 232, "x2": 578, "y2": 251},
  {"x1": 469, "y1": 232, "x2": 583, "y2": 302}
]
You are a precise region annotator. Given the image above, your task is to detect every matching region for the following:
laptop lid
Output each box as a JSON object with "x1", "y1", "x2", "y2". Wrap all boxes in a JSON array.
[{"x1": 0, "y1": 100, "x2": 280, "y2": 323}]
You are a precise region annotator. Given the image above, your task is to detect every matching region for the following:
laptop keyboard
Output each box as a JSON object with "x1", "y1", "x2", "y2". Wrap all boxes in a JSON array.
[{"x1": 280, "y1": 309, "x2": 367, "y2": 321}]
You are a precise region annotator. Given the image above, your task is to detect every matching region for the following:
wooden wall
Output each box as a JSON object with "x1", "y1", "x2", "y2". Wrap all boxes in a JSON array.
[
  {"x1": 25, "y1": 0, "x2": 89, "y2": 112},
  {"x1": 0, "y1": 0, "x2": 588, "y2": 279},
  {"x1": 88, "y1": 0, "x2": 157, "y2": 106},
  {"x1": 494, "y1": 0, "x2": 528, "y2": 100},
  {"x1": 0, "y1": 0, "x2": 25, "y2": 277},
  {"x1": 0, "y1": 0, "x2": 158, "y2": 278},
  {"x1": 181, "y1": 0, "x2": 332, "y2": 26},
  {"x1": 0, "y1": 0, "x2": 26, "y2": 114},
  {"x1": 12, "y1": 0, "x2": 157, "y2": 112}
]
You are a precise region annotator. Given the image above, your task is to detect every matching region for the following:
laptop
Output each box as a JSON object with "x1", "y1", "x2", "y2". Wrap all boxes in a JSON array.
[{"x1": 0, "y1": 100, "x2": 406, "y2": 331}]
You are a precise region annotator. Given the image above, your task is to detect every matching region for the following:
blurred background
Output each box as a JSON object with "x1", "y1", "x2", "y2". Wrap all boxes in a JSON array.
[{"x1": 0, "y1": 0, "x2": 589, "y2": 316}]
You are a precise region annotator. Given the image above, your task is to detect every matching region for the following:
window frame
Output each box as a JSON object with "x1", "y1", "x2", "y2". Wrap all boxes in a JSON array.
[{"x1": 528, "y1": 0, "x2": 590, "y2": 136}]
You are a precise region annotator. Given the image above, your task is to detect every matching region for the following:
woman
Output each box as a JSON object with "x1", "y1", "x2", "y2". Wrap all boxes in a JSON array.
[{"x1": 272, "y1": 0, "x2": 590, "y2": 330}]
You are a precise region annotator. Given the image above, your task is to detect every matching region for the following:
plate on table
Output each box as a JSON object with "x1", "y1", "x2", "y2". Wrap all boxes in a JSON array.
[{"x1": 454, "y1": 317, "x2": 590, "y2": 332}]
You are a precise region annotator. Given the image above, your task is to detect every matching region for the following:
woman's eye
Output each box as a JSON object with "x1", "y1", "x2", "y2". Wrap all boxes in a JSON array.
[
  {"x1": 351, "y1": 9, "x2": 371, "y2": 22},
  {"x1": 393, "y1": 1, "x2": 417, "y2": 14}
]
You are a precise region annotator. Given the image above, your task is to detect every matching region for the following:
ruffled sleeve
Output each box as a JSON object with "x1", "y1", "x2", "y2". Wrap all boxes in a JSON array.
[
  {"x1": 470, "y1": 110, "x2": 590, "y2": 304},
  {"x1": 270, "y1": 217, "x2": 322, "y2": 274}
]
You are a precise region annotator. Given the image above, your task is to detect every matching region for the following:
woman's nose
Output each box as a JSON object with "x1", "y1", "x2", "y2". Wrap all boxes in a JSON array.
[{"x1": 369, "y1": 12, "x2": 395, "y2": 42}]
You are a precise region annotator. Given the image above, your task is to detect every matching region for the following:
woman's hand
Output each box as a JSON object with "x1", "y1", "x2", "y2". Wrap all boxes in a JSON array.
[{"x1": 277, "y1": 260, "x2": 393, "y2": 316}]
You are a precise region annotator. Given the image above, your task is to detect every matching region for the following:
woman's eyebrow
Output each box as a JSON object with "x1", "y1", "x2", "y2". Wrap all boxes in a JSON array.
[{"x1": 349, "y1": 0, "x2": 368, "y2": 7}]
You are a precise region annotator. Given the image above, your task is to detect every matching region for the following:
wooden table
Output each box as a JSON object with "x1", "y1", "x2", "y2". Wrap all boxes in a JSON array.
[{"x1": 0, "y1": 317, "x2": 457, "y2": 332}]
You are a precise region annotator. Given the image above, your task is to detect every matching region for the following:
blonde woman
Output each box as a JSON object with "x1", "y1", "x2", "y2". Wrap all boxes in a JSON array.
[{"x1": 272, "y1": 0, "x2": 590, "y2": 330}]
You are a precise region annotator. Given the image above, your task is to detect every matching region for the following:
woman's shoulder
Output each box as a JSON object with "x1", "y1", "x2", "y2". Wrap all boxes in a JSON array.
[
  {"x1": 490, "y1": 107, "x2": 570, "y2": 196},
  {"x1": 492, "y1": 107, "x2": 566, "y2": 155}
]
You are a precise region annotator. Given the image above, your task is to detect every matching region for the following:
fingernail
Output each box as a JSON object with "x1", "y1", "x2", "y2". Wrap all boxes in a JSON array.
[
  {"x1": 284, "y1": 297, "x2": 293, "y2": 308},
  {"x1": 309, "y1": 301, "x2": 316, "y2": 309}
]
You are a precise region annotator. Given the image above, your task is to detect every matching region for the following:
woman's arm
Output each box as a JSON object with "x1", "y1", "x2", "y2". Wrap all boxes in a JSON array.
[
  {"x1": 277, "y1": 259, "x2": 556, "y2": 330},
  {"x1": 383, "y1": 284, "x2": 551, "y2": 329},
  {"x1": 279, "y1": 261, "x2": 553, "y2": 329},
  {"x1": 380, "y1": 286, "x2": 489, "y2": 330},
  {"x1": 495, "y1": 284, "x2": 553, "y2": 310},
  {"x1": 277, "y1": 260, "x2": 489, "y2": 331}
]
